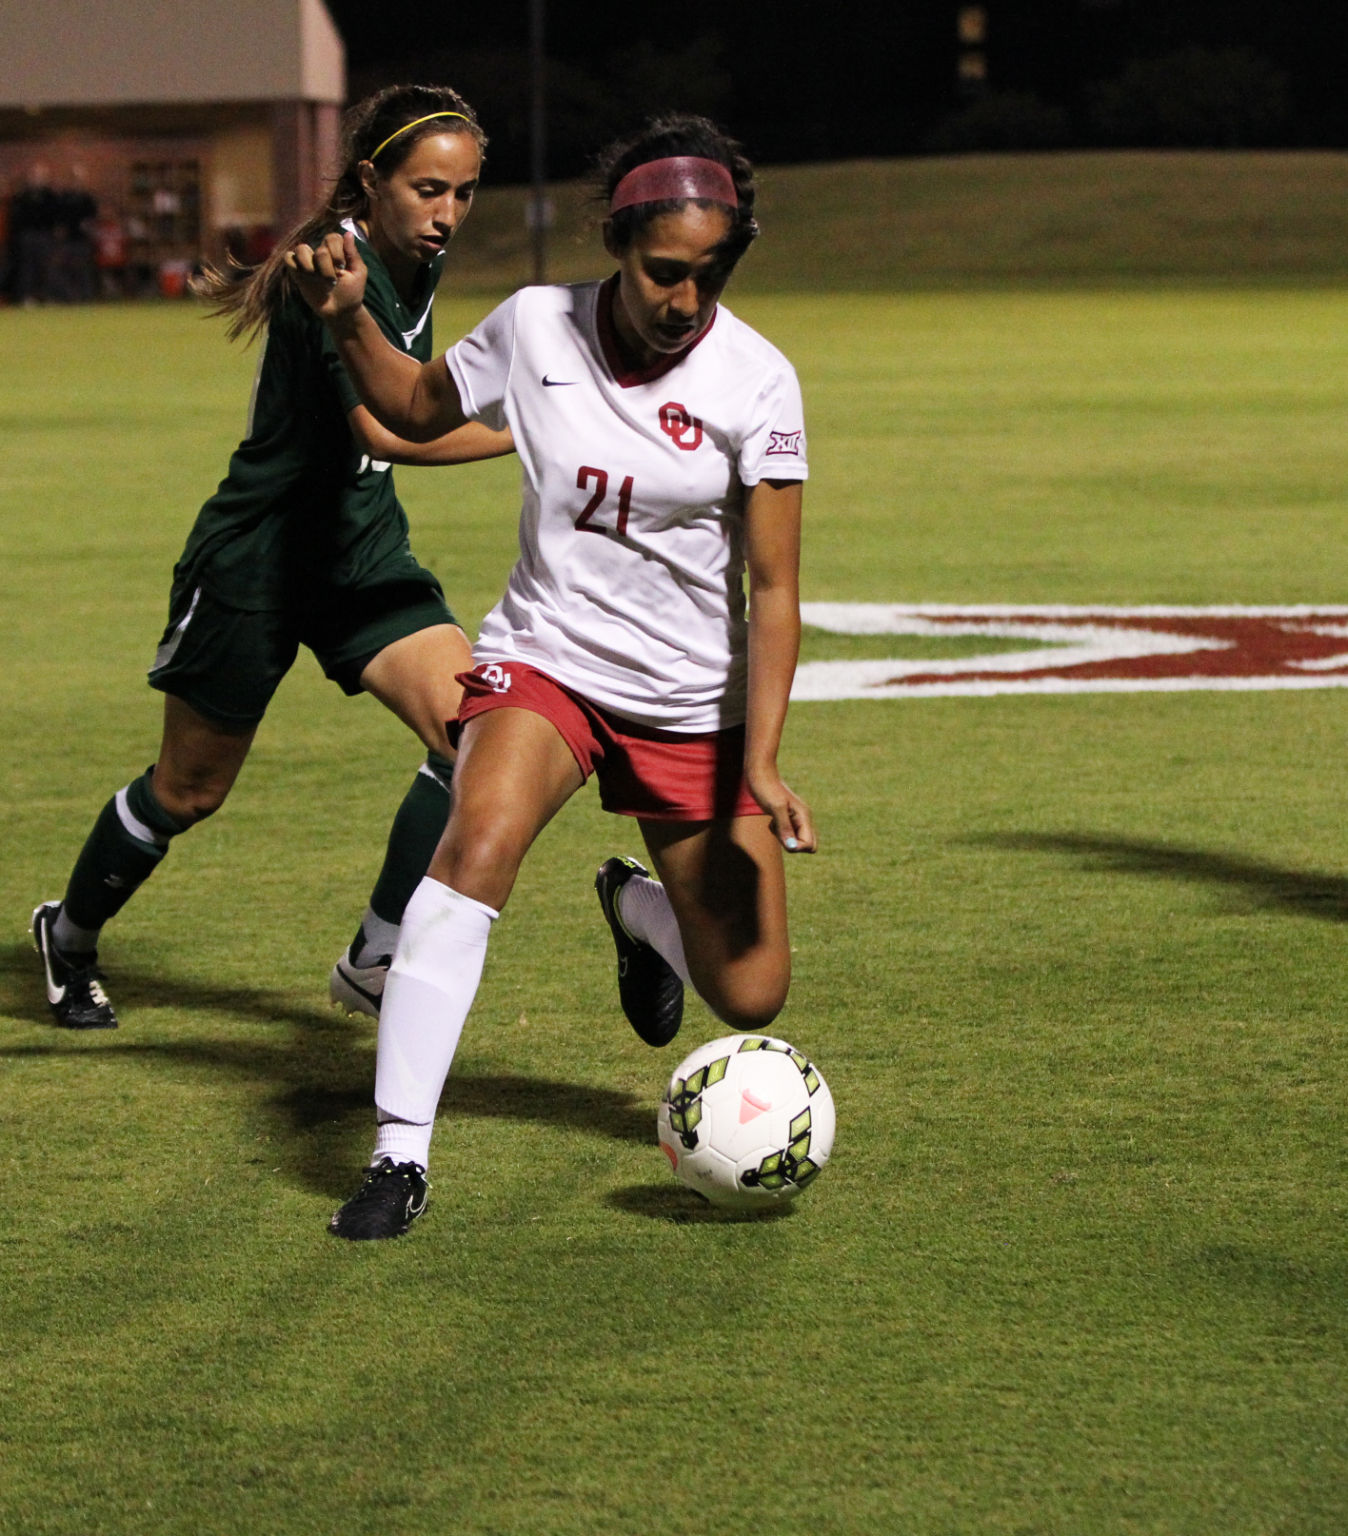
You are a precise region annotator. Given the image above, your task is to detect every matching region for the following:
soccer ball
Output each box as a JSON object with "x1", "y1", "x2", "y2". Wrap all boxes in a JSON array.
[{"x1": 657, "y1": 1034, "x2": 835, "y2": 1210}]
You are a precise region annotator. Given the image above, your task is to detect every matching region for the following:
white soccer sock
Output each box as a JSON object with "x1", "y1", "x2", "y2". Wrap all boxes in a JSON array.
[
  {"x1": 371, "y1": 877, "x2": 499, "y2": 1172},
  {"x1": 617, "y1": 873, "x2": 692, "y2": 985},
  {"x1": 373, "y1": 1113, "x2": 434, "y2": 1171}
]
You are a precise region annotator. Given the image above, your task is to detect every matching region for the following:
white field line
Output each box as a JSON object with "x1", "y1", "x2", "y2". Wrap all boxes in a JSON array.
[
  {"x1": 792, "y1": 665, "x2": 1348, "y2": 700},
  {"x1": 801, "y1": 603, "x2": 1348, "y2": 627},
  {"x1": 793, "y1": 603, "x2": 1348, "y2": 701}
]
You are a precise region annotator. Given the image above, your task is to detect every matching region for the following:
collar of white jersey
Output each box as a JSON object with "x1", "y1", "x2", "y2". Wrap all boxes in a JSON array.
[
  {"x1": 340, "y1": 217, "x2": 436, "y2": 349},
  {"x1": 596, "y1": 273, "x2": 719, "y2": 390}
]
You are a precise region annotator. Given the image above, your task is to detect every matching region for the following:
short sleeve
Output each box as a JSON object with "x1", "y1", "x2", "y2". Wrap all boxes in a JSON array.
[
  {"x1": 446, "y1": 292, "x2": 521, "y2": 432},
  {"x1": 737, "y1": 358, "x2": 808, "y2": 485}
]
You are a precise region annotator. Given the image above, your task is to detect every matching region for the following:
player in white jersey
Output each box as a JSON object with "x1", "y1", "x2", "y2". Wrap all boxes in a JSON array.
[
  {"x1": 289, "y1": 114, "x2": 816, "y2": 1239},
  {"x1": 453, "y1": 275, "x2": 807, "y2": 730}
]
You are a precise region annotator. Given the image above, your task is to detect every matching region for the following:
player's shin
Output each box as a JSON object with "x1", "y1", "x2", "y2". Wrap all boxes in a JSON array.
[
  {"x1": 371, "y1": 876, "x2": 498, "y2": 1170},
  {"x1": 57, "y1": 768, "x2": 192, "y2": 951},
  {"x1": 352, "y1": 750, "x2": 455, "y2": 965}
]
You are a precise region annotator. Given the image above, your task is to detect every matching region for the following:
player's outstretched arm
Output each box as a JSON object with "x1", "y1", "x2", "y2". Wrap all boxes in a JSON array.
[
  {"x1": 743, "y1": 477, "x2": 816, "y2": 853},
  {"x1": 285, "y1": 230, "x2": 468, "y2": 443},
  {"x1": 349, "y1": 410, "x2": 515, "y2": 467}
]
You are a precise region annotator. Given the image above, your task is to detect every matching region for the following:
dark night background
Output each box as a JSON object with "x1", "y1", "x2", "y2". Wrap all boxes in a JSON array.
[{"x1": 326, "y1": 1, "x2": 1348, "y2": 184}]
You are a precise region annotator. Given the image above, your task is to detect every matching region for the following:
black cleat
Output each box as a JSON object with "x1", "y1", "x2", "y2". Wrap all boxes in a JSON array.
[
  {"x1": 31, "y1": 902, "x2": 118, "y2": 1030},
  {"x1": 594, "y1": 856, "x2": 684, "y2": 1047},
  {"x1": 328, "y1": 1158, "x2": 428, "y2": 1240}
]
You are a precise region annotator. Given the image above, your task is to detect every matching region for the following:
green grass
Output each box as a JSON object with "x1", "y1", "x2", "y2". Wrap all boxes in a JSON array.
[
  {"x1": 4, "y1": 156, "x2": 1348, "y2": 1534},
  {"x1": 454, "y1": 150, "x2": 1348, "y2": 292}
]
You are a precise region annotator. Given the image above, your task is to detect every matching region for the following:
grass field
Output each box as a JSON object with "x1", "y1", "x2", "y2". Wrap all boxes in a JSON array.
[
  {"x1": 453, "y1": 150, "x2": 1348, "y2": 291},
  {"x1": 3, "y1": 154, "x2": 1348, "y2": 1534}
]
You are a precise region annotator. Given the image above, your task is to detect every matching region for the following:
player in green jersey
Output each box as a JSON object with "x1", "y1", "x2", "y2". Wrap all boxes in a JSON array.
[{"x1": 32, "y1": 84, "x2": 513, "y2": 1030}]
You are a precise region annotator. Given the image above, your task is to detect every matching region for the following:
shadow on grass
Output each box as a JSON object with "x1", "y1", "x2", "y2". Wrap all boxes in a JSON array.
[
  {"x1": 973, "y1": 833, "x2": 1348, "y2": 923},
  {"x1": 606, "y1": 1183, "x2": 797, "y2": 1225},
  {"x1": 0, "y1": 943, "x2": 651, "y2": 1197},
  {"x1": 0, "y1": 940, "x2": 351, "y2": 1032}
]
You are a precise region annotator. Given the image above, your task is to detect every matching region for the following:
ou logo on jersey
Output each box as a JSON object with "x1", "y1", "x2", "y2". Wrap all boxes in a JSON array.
[{"x1": 659, "y1": 401, "x2": 703, "y2": 452}]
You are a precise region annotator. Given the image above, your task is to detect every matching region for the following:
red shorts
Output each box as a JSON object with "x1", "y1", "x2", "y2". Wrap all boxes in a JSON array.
[{"x1": 454, "y1": 661, "x2": 762, "y2": 821}]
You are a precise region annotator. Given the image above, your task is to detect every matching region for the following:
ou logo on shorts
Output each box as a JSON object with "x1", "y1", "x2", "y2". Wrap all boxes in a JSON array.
[
  {"x1": 481, "y1": 663, "x2": 512, "y2": 694},
  {"x1": 659, "y1": 401, "x2": 704, "y2": 452}
]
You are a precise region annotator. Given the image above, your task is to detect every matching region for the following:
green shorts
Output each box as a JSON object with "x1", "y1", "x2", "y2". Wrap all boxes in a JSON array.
[{"x1": 147, "y1": 576, "x2": 458, "y2": 727}]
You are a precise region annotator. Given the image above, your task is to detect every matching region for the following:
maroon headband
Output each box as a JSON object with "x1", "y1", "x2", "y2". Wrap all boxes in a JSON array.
[{"x1": 610, "y1": 156, "x2": 738, "y2": 214}]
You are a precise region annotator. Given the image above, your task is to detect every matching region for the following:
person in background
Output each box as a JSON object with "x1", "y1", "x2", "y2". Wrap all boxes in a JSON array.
[
  {"x1": 0, "y1": 176, "x2": 12, "y2": 302},
  {"x1": 12, "y1": 164, "x2": 58, "y2": 305},
  {"x1": 93, "y1": 204, "x2": 128, "y2": 299},
  {"x1": 52, "y1": 166, "x2": 98, "y2": 303}
]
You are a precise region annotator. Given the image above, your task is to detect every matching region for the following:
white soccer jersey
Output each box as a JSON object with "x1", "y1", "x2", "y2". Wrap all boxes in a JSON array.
[{"x1": 446, "y1": 279, "x2": 808, "y2": 731}]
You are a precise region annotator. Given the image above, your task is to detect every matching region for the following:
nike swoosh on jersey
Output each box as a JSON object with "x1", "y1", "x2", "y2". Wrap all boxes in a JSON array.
[{"x1": 542, "y1": 375, "x2": 577, "y2": 386}]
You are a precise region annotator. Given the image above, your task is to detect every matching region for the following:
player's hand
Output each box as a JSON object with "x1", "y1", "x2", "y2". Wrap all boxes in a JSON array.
[
  {"x1": 747, "y1": 766, "x2": 817, "y2": 853},
  {"x1": 284, "y1": 230, "x2": 366, "y2": 320}
]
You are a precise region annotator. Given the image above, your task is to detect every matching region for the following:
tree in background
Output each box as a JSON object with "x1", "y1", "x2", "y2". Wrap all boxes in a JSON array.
[
  {"x1": 925, "y1": 92, "x2": 1071, "y2": 155},
  {"x1": 347, "y1": 37, "x2": 732, "y2": 184},
  {"x1": 1088, "y1": 47, "x2": 1291, "y2": 148}
]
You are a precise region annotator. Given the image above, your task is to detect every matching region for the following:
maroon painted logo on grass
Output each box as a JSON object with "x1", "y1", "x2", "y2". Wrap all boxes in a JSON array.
[{"x1": 792, "y1": 605, "x2": 1348, "y2": 700}]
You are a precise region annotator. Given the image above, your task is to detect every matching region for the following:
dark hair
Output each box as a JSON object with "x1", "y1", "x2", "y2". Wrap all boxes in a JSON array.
[
  {"x1": 594, "y1": 113, "x2": 758, "y2": 267},
  {"x1": 196, "y1": 83, "x2": 486, "y2": 342}
]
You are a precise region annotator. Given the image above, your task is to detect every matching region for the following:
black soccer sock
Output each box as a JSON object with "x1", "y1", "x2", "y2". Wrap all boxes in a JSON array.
[
  {"x1": 60, "y1": 768, "x2": 192, "y2": 939},
  {"x1": 359, "y1": 751, "x2": 455, "y2": 945}
]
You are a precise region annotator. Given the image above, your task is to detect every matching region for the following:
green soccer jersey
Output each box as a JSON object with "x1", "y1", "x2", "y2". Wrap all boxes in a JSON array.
[{"x1": 174, "y1": 224, "x2": 444, "y2": 611}]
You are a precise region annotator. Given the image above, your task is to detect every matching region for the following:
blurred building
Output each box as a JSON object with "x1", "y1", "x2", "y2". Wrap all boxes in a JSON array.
[{"x1": 0, "y1": 0, "x2": 344, "y2": 282}]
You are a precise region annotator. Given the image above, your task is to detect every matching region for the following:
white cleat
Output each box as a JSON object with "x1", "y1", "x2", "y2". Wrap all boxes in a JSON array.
[{"x1": 329, "y1": 947, "x2": 388, "y2": 1020}]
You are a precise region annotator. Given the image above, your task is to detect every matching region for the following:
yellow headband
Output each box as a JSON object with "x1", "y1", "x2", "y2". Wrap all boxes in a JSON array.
[{"x1": 369, "y1": 111, "x2": 471, "y2": 162}]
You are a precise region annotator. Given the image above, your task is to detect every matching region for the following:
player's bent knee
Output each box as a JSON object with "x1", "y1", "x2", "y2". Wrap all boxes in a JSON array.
[
  {"x1": 434, "y1": 820, "x2": 530, "y2": 909},
  {"x1": 172, "y1": 794, "x2": 226, "y2": 825},
  {"x1": 725, "y1": 996, "x2": 787, "y2": 1034},
  {"x1": 152, "y1": 775, "x2": 231, "y2": 825},
  {"x1": 702, "y1": 968, "x2": 791, "y2": 1035}
]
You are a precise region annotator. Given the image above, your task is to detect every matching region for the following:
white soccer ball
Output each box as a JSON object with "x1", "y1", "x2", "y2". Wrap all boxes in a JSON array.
[{"x1": 657, "y1": 1034, "x2": 835, "y2": 1210}]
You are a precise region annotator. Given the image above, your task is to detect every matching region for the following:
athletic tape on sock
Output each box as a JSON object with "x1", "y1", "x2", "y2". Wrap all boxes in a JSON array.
[
  {"x1": 124, "y1": 768, "x2": 191, "y2": 843},
  {"x1": 114, "y1": 787, "x2": 168, "y2": 850}
]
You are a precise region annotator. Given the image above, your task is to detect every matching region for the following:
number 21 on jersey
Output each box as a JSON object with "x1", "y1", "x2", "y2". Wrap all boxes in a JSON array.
[{"x1": 575, "y1": 465, "x2": 634, "y2": 537}]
